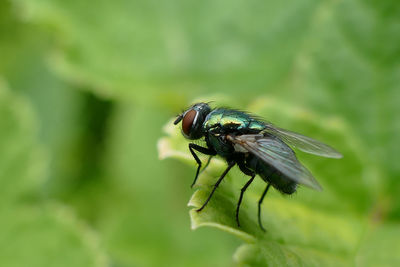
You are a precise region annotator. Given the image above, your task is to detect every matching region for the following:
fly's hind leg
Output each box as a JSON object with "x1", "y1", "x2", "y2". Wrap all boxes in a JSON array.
[
  {"x1": 188, "y1": 144, "x2": 216, "y2": 188},
  {"x1": 258, "y1": 183, "x2": 271, "y2": 232},
  {"x1": 236, "y1": 162, "x2": 256, "y2": 227}
]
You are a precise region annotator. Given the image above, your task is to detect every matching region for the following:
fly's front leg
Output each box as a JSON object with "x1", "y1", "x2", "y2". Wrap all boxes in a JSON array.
[
  {"x1": 200, "y1": 156, "x2": 212, "y2": 175},
  {"x1": 188, "y1": 143, "x2": 216, "y2": 188},
  {"x1": 196, "y1": 161, "x2": 235, "y2": 212}
]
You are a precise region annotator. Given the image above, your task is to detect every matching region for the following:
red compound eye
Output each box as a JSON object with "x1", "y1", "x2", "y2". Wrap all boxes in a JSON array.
[{"x1": 182, "y1": 109, "x2": 197, "y2": 136}]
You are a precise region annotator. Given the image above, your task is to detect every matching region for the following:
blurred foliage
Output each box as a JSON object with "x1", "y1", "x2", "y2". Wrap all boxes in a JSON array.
[
  {"x1": 0, "y1": 0, "x2": 399, "y2": 266},
  {"x1": 0, "y1": 82, "x2": 108, "y2": 266}
]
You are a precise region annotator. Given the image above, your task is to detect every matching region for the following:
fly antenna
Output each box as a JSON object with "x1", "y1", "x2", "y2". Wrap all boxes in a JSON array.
[{"x1": 174, "y1": 114, "x2": 183, "y2": 125}]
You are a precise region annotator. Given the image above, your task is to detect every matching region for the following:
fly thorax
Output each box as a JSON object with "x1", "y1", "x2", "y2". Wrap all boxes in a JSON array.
[{"x1": 208, "y1": 133, "x2": 234, "y2": 156}]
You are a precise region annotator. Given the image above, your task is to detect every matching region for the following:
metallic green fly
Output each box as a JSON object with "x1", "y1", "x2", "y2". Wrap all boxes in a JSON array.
[{"x1": 174, "y1": 102, "x2": 342, "y2": 231}]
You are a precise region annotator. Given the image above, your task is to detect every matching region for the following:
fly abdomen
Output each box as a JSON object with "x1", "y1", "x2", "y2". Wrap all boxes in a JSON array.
[{"x1": 246, "y1": 154, "x2": 297, "y2": 195}]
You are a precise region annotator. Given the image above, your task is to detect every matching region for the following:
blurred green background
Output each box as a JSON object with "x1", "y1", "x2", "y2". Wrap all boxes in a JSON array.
[{"x1": 1, "y1": 0, "x2": 399, "y2": 266}]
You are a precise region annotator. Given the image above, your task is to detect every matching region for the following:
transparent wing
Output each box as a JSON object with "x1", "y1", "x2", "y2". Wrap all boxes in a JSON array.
[
  {"x1": 228, "y1": 134, "x2": 323, "y2": 191},
  {"x1": 262, "y1": 124, "x2": 343, "y2": 158}
]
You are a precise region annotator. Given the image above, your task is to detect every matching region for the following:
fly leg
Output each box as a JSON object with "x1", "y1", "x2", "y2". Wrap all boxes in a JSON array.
[
  {"x1": 189, "y1": 144, "x2": 216, "y2": 188},
  {"x1": 258, "y1": 183, "x2": 271, "y2": 232},
  {"x1": 199, "y1": 156, "x2": 212, "y2": 178},
  {"x1": 236, "y1": 163, "x2": 256, "y2": 227},
  {"x1": 196, "y1": 161, "x2": 235, "y2": 212}
]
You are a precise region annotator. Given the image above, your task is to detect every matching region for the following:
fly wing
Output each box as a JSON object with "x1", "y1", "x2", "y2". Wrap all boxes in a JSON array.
[
  {"x1": 228, "y1": 134, "x2": 323, "y2": 191},
  {"x1": 262, "y1": 124, "x2": 343, "y2": 159}
]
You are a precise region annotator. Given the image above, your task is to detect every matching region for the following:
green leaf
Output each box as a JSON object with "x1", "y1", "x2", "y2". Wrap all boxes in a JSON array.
[{"x1": 158, "y1": 97, "x2": 398, "y2": 266}]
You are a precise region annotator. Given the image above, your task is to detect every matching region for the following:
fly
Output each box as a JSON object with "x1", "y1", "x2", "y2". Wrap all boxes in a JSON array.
[{"x1": 174, "y1": 102, "x2": 342, "y2": 231}]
